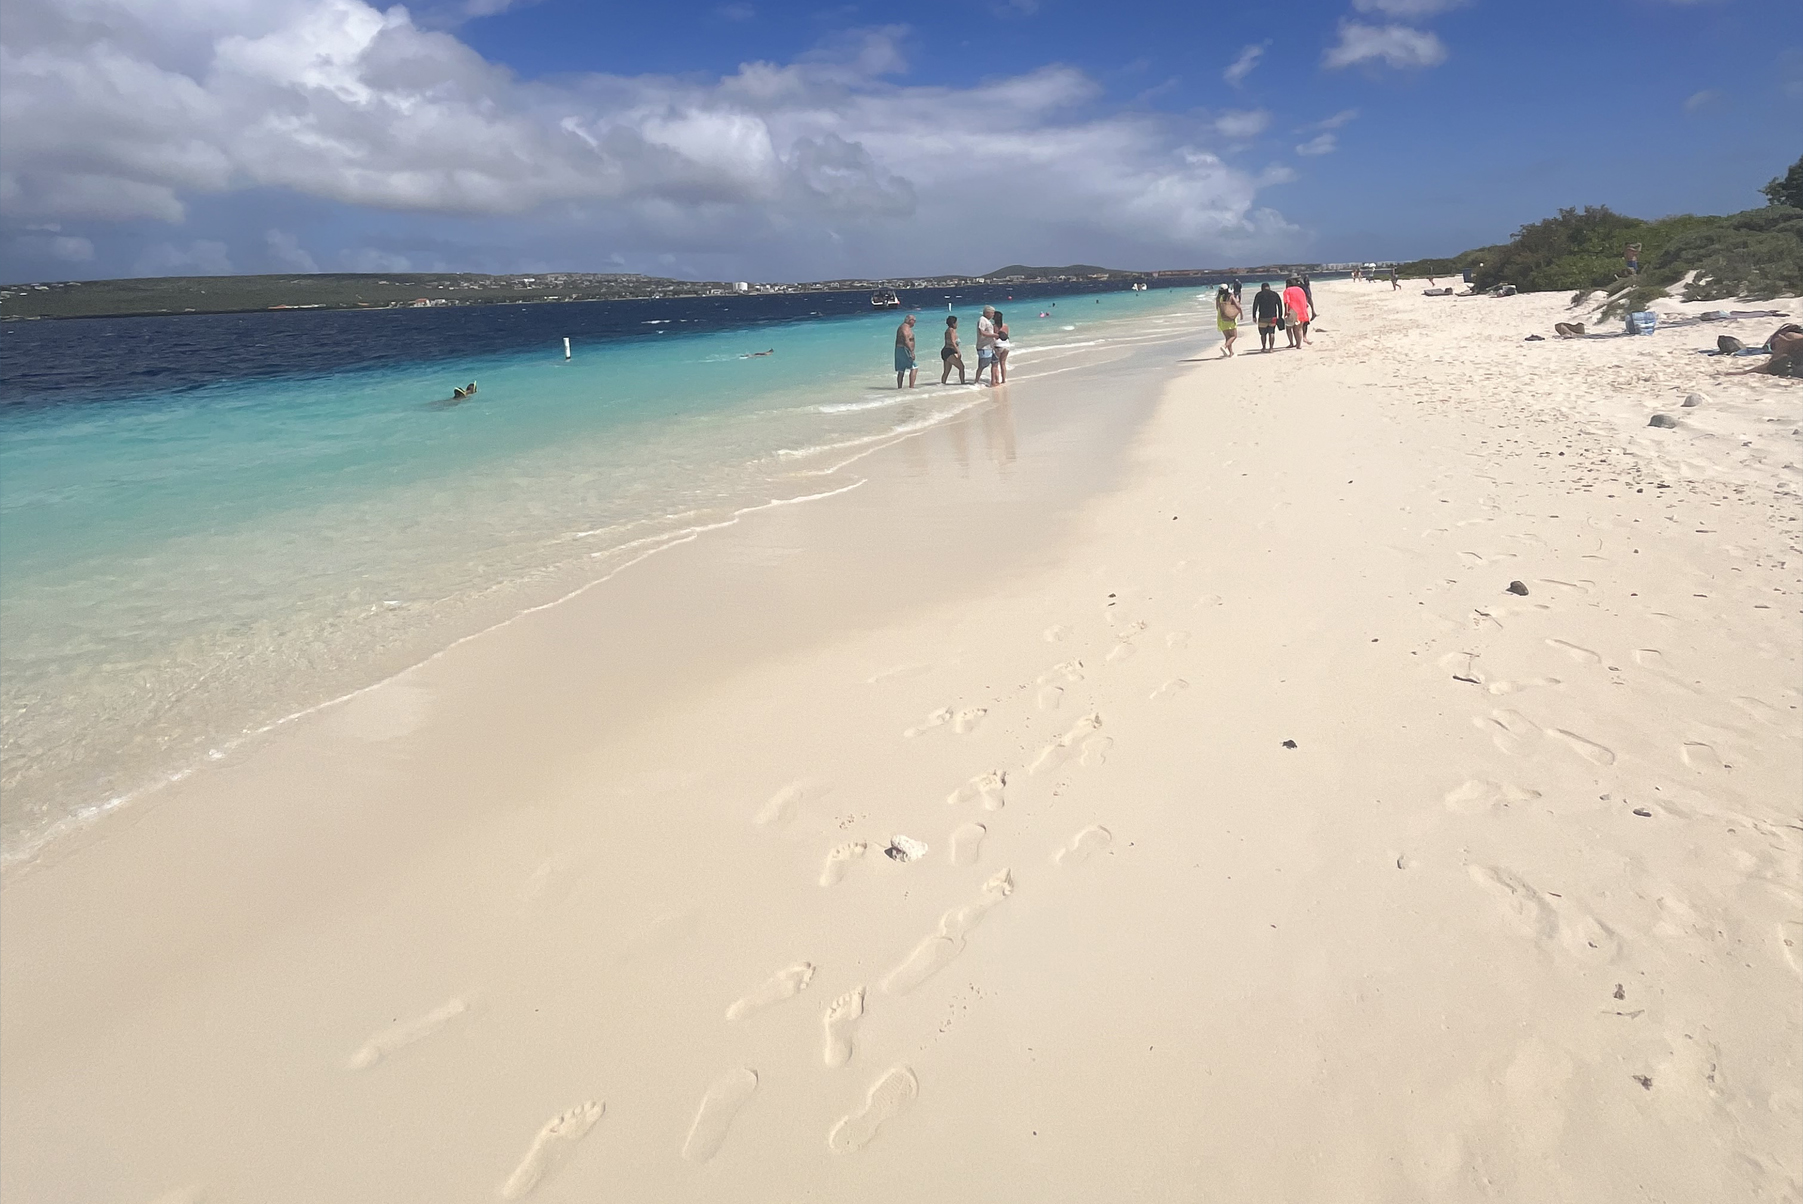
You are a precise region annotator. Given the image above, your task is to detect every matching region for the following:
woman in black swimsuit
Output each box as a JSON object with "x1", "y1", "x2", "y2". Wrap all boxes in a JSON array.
[{"x1": 940, "y1": 315, "x2": 966, "y2": 385}]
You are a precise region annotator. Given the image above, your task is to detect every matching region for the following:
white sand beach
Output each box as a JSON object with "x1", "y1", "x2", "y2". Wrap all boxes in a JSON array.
[{"x1": 3, "y1": 279, "x2": 1798, "y2": 1202}]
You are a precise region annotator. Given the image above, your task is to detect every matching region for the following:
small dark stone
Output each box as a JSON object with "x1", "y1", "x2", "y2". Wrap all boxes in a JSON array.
[
  {"x1": 1506, "y1": 580, "x2": 1529, "y2": 596},
  {"x1": 1524, "y1": 334, "x2": 1544, "y2": 341},
  {"x1": 1633, "y1": 1074, "x2": 1653, "y2": 1091},
  {"x1": 1613, "y1": 984, "x2": 1625, "y2": 1000},
  {"x1": 1633, "y1": 808, "x2": 1652, "y2": 817},
  {"x1": 1681, "y1": 393, "x2": 1704, "y2": 408},
  {"x1": 1648, "y1": 413, "x2": 1679, "y2": 428},
  {"x1": 1281, "y1": 739, "x2": 1297, "y2": 749},
  {"x1": 1717, "y1": 335, "x2": 1744, "y2": 354}
]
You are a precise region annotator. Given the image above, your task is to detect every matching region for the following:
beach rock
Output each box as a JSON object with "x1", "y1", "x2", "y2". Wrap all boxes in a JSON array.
[
  {"x1": 1524, "y1": 334, "x2": 1545, "y2": 341},
  {"x1": 1681, "y1": 393, "x2": 1704, "y2": 408},
  {"x1": 1506, "y1": 580, "x2": 1530, "y2": 596},
  {"x1": 1280, "y1": 739, "x2": 1297, "y2": 749},
  {"x1": 1717, "y1": 335, "x2": 1744, "y2": 355},
  {"x1": 1648, "y1": 414, "x2": 1679, "y2": 428}
]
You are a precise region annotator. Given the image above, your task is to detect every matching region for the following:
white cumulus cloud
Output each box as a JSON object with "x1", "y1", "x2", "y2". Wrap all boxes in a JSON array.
[
  {"x1": 1295, "y1": 133, "x2": 1337, "y2": 156},
  {"x1": 1323, "y1": 22, "x2": 1448, "y2": 70},
  {"x1": 1214, "y1": 109, "x2": 1272, "y2": 139},
  {"x1": 265, "y1": 229, "x2": 319, "y2": 272},
  {"x1": 0, "y1": 0, "x2": 1302, "y2": 278},
  {"x1": 1223, "y1": 42, "x2": 1269, "y2": 86}
]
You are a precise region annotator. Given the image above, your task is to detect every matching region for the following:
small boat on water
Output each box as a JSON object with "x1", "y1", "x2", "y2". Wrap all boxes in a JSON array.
[{"x1": 871, "y1": 289, "x2": 901, "y2": 308}]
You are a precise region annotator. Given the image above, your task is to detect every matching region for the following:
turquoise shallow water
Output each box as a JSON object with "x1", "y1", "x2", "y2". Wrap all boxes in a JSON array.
[{"x1": 0, "y1": 286, "x2": 1207, "y2": 862}]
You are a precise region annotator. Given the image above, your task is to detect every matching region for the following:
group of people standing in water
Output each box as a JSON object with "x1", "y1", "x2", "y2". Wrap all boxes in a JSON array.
[
  {"x1": 1214, "y1": 275, "x2": 1314, "y2": 357},
  {"x1": 893, "y1": 305, "x2": 1012, "y2": 389}
]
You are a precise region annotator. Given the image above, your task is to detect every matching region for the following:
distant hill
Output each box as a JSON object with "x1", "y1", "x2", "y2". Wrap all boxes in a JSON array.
[
  {"x1": 0, "y1": 271, "x2": 694, "y2": 320},
  {"x1": 983, "y1": 264, "x2": 1126, "y2": 279}
]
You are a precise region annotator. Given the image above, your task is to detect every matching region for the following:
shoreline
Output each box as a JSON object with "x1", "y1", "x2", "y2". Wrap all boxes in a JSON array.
[
  {"x1": 0, "y1": 304, "x2": 1202, "y2": 876},
  {"x1": 3, "y1": 279, "x2": 1797, "y2": 1201}
]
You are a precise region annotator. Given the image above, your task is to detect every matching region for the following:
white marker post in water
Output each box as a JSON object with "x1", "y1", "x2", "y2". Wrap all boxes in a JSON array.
[{"x1": 563, "y1": 337, "x2": 571, "y2": 360}]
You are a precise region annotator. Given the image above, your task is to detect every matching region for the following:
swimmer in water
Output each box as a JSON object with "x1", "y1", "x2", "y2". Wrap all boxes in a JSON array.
[{"x1": 741, "y1": 349, "x2": 775, "y2": 358}]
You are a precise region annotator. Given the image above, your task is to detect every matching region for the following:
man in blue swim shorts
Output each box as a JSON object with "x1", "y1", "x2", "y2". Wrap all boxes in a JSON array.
[{"x1": 894, "y1": 313, "x2": 917, "y2": 388}]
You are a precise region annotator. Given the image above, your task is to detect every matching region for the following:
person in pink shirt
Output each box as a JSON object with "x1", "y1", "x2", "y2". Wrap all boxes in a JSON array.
[{"x1": 1281, "y1": 278, "x2": 1311, "y2": 349}]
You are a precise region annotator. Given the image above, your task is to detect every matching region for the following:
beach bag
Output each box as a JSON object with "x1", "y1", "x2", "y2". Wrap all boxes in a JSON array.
[{"x1": 1626, "y1": 311, "x2": 1657, "y2": 336}]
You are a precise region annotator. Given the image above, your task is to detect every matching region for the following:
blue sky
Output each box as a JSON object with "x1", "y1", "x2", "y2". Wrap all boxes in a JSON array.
[{"x1": 2, "y1": 0, "x2": 1798, "y2": 283}]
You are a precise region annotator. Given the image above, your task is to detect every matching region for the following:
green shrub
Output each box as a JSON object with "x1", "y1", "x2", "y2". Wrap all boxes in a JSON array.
[{"x1": 1763, "y1": 155, "x2": 1803, "y2": 210}]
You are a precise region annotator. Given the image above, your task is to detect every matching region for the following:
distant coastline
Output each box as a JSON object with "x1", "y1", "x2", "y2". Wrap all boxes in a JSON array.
[{"x1": 0, "y1": 262, "x2": 1375, "y2": 321}]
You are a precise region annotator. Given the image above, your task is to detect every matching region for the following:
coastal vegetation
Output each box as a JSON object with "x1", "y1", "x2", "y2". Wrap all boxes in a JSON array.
[{"x1": 1396, "y1": 154, "x2": 1803, "y2": 316}]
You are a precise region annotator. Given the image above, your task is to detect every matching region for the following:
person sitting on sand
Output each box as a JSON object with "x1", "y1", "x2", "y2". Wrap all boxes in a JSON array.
[
  {"x1": 1251, "y1": 282, "x2": 1281, "y2": 352},
  {"x1": 1282, "y1": 278, "x2": 1311, "y2": 349},
  {"x1": 894, "y1": 314, "x2": 917, "y2": 389},
  {"x1": 992, "y1": 311, "x2": 1011, "y2": 383},
  {"x1": 1215, "y1": 285, "x2": 1241, "y2": 357},
  {"x1": 941, "y1": 315, "x2": 967, "y2": 385}
]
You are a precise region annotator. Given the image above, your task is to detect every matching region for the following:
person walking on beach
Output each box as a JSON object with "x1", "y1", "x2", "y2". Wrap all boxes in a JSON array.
[
  {"x1": 941, "y1": 315, "x2": 967, "y2": 384},
  {"x1": 1231, "y1": 277, "x2": 1243, "y2": 302},
  {"x1": 1214, "y1": 284, "x2": 1242, "y2": 357},
  {"x1": 1282, "y1": 277, "x2": 1311, "y2": 349},
  {"x1": 894, "y1": 314, "x2": 918, "y2": 389},
  {"x1": 992, "y1": 310, "x2": 1012, "y2": 383},
  {"x1": 1388, "y1": 267, "x2": 1399, "y2": 291},
  {"x1": 976, "y1": 305, "x2": 999, "y2": 385},
  {"x1": 1251, "y1": 282, "x2": 1281, "y2": 352}
]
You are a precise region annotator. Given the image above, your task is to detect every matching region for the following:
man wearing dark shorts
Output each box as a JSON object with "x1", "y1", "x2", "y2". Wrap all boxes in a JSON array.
[
  {"x1": 1251, "y1": 282, "x2": 1281, "y2": 352},
  {"x1": 894, "y1": 314, "x2": 917, "y2": 388}
]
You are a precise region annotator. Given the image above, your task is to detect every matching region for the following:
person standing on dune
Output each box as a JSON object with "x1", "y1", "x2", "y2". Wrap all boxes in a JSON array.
[{"x1": 894, "y1": 314, "x2": 917, "y2": 389}]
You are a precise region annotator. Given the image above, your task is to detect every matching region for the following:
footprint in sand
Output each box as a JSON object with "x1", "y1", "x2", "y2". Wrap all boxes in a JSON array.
[
  {"x1": 1150, "y1": 679, "x2": 1189, "y2": 701},
  {"x1": 1165, "y1": 630, "x2": 1191, "y2": 649},
  {"x1": 881, "y1": 870, "x2": 1013, "y2": 995},
  {"x1": 681, "y1": 1069, "x2": 758, "y2": 1164},
  {"x1": 1106, "y1": 642, "x2": 1138, "y2": 665},
  {"x1": 1468, "y1": 865, "x2": 1619, "y2": 960},
  {"x1": 1442, "y1": 779, "x2": 1542, "y2": 815},
  {"x1": 1080, "y1": 736, "x2": 1113, "y2": 767},
  {"x1": 756, "y1": 780, "x2": 825, "y2": 828},
  {"x1": 347, "y1": 998, "x2": 468, "y2": 1070},
  {"x1": 1679, "y1": 741, "x2": 1726, "y2": 772},
  {"x1": 1038, "y1": 660, "x2": 1085, "y2": 684},
  {"x1": 726, "y1": 963, "x2": 815, "y2": 1020},
  {"x1": 1536, "y1": 578, "x2": 1595, "y2": 594},
  {"x1": 1487, "y1": 677, "x2": 1562, "y2": 696},
  {"x1": 1632, "y1": 648, "x2": 1667, "y2": 668},
  {"x1": 949, "y1": 823, "x2": 987, "y2": 866},
  {"x1": 823, "y1": 988, "x2": 865, "y2": 1067},
  {"x1": 500, "y1": 1101, "x2": 604, "y2": 1199},
  {"x1": 1733, "y1": 696, "x2": 1785, "y2": 727},
  {"x1": 1545, "y1": 638, "x2": 1602, "y2": 664},
  {"x1": 953, "y1": 707, "x2": 988, "y2": 734},
  {"x1": 820, "y1": 842, "x2": 868, "y2": 887},
  {"x1": 947, "y1": 769, "x2": 1007, "y2": 810},
  {"x1": 1055, "y1": 825, "x2": 1113, "y2": 867},
  {"x1": 1474, "y1": 709, "x2": 1538, "y2": 756},
  {"x1": 1546, "y1": 728, "x2": 1616, "y2": 766},
  {"x1": 1029, "y1": 714, "x2": 1103, "y2": 775},
  {"x1": 828, "y1": 1067, "x2": 918, "y2": 1153},
  {"x1": 903, "y1": 707, "x2": 953, "y2": 738},
  {"x1": 1036, "y1": 685, "x2": 1065, "y2": 710}
]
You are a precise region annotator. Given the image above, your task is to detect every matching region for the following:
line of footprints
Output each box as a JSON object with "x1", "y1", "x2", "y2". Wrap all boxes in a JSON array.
[{"x1": 340, "y1": 627, "x2": 1138, "y2": 1198}]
